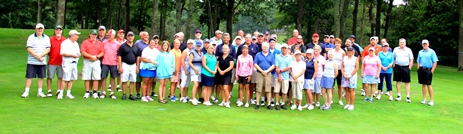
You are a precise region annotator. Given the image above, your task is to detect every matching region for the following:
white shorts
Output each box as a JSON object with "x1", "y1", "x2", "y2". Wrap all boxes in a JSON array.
[
  {"x1": 82, "y1": 59, "x2": 101, "y2": 80},
  {"x1": 62, "y1": 61, "x2": 78, "y2": 81},
  {"x1": 274, "y1": 79, "x2": 289, "y2": 94},
  {"x1": 251, "y1": 70, "x2": 257, "y2": 83},
  {"x1": 190, "y1": 74, "x2": 201, "y2": 82},
  {"x1": 180, "y1": 70, "x2": 191, "y2": 87},
  {"x1": 121, "y1": 62, "x2": 137, "y2": 82},
  {"x1": 292, "y1": 81, "x2": 304, "y2": 100}
]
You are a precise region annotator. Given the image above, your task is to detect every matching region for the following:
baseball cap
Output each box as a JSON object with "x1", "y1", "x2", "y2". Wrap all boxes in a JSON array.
[
  {"x1": 294, "y1": 50, "x2": 302, "y2": 55},
  {"x1": 252, "y1": 36, "x2": 257, "y2": 40},
  {"x1": 265, "y1": 31, "x2": 269, "y2": 35},
  {"x1": 369, "y1": 47, "x2": 375, "y2": 51},
  {"x1": 306, "y1": 49, "x2": 314, "y2": 54},
  {"x1": 204, "y1": 39, "x2": 210, "y2": 43},
  {"x1": 36, "y1": 23, "x2": 44, "y2": 29},
  {"x1": 235, "y1": 36, "x2": 242, "y2": 40},
  {"x1": 210, "y1": 41, "x2": 218, "y2": 46},
  {"x1": 195, "y1": 30, "x2": 201, "y2": 33},
  {"x1": 152, "y1": 35, "x2": 159, "y2": 39},
  {"x1": 422, "y1": 39, "x2": 429, "y2": 44},
  {"x1": 328, "y1": 50, "x2": 335, "y2": 55},
  {"x1": 55, "y1": 25, "x2": 63, "y2": 30},
  {"x1": 269, "y1": 38, "x2": 276, "y2": 42},
  {"x1": 107, "y1": 29, "x2": 116, "y2": 35},
  {"x1": 324, "y1": 35, "x2": 329, "y2": 38},
  {"x1": 215, "y1": 30, "x2": 223, "y2": 34},
  {"x1": 258, "y1": 33, "x2": 264, "y2": 37},
  {"x1": 329, "y1": 35, "x2": 334, "y2": 38},
  {"x1": 312, "y1": 33, "x2": 319, "y2": 37},
  {"x1": 187, "y1": 39, "x2": 195, "y2": 44},
  {"x1": 347, "y1": 46, "x2": 354, "y2": 51},
  {"x1": 382, "y1": 43, "x2": 389, "y2": 47},
  {"x1": 68, "y1": 30, "x2": 81, "y2": 36},
  {"x1": 127, "y1": 31, "x2": 134, "y2": 36},
  {"x1": 98, "y1": 26, "x2": 106, "y2": 31},
  {"x1": 349, "y1": 35, "x2": 356, "y2": 39},
  {"x1": 281, "y1": 43, "x2": 289, "y2": 49},
  {"x1": 370, "y1": 36, "x2": 378, "y2": 41},
  {"x1": 177, "y1": 32, "x2": 184, "y2": 37},
  {"x1": 118, "y1": 29, "x2": 125, "y2": 33},
  {"x1": 90, "y1": 29, "x2": 98, "y2": 35}
]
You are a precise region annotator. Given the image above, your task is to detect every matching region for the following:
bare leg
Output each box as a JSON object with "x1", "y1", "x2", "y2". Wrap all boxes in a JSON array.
[
  {"x1": 47, "y1": 78, "x2": 52, "y2": 91},
  {"x1": 192, "y1": 81, "x2": 199, "y2": 99},
  {"x1": 101, "y1": 78, "x2": 107, "y2": 92},
  {"x1": 405, "y1": 82, "x2": 410, "y2": 97},
  {"x1": 396, "y1": 81, "x2": 401, "y2": 96},
  {"x1": 92, "y1": 80, "x2": 99, "y2": 92},
  {"x1": 84, "y1": 80, "x2": 90, "y2": 91},
  {"x1": 327, "y1": 89, "x2": 332, "y2": 106},
  {"x1": 170, "y1": 82, "x2": 177, "y2": 96},
  {"x1": 427, "y1": 85, "x2": 434, "y2": 101},
  {"x1": 122, "y1": 82, "x2": 127, "y2": 94},
  {"x1": 239, "y1": 84, "x2": 244, "y2": 102},
  {"x1": 110, "y1": 78, "x2": 116, "y2": 92},
  {"x1": 136, "y1": 82, "x2": 141, "y2": 94},
  {"x1": 223, "y1": 85, "x2": 230, "y2": 103},
  {"x1": 349, "y1": 88, "x2": 355, "y2": 105},
  {"x1": 129, "y1": 82, "x2": 135, "y2": 95},
  {"x1": 245, "y1": 84, "x2": 250, "y2": 103},
  {"x1": 37, "y1": 78, "x2": 43, "y2": 89}
]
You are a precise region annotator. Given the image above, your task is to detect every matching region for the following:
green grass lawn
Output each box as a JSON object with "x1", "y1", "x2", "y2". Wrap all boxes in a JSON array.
[{"x1": 1, "y1": 28, "x2": 463, "y2": 133}]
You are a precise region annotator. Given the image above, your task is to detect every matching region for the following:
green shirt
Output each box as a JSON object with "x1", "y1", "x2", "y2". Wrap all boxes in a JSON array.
[{"x1": 202, "y1": 53, "x2": 217, "y2": 77}]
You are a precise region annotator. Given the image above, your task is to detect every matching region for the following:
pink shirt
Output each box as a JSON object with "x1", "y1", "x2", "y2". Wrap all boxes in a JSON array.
[
  {"x1": 314, "y1": 55, "x2": 326, "y2": 78},
  {"x1": 102, "y1": 40, "x2": 120, "y2": 65},
  {"x1": 236, "y1": 54, "x2": 254, "y2": 77},
  {"x1": 363, "y1": 55, "x2": 381, "y2": 75}
]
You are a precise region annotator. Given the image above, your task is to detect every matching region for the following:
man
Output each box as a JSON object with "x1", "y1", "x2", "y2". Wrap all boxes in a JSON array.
[
  {"x1": 361, "y1": 36, "x2": 382, "y2": 96},
  {"x1": 135, "y1": 31, "x2": 150, "y2": 99},
  {"x1": 416, "y1": 39, "x2": 438, "y2": 106},
  {"x1": 116, "y1": 29, "x2": 127, "y2": 44},
  {"x1": 252, "y1": 31, "x2": 259, "y2": 44},
  {"x1": 210, "y1": 30, "x2": 223, "y2": 45},
  {"x1": 349, "y1": 35, "x2": 364, "y2": 52},
  {"x1": 291, "y1": 35, "x2": 307, "y2": 56},
  {"x1": 329, "y1": 35, "x2": 335, "y2": 44},
  {"x1": 201, "y1": 39, "x2": 210, "y2": 54},
  {"x1": 392, "y1": 38, "x2": 414, "y2": 103},
  {"x1": 81, "y1": 30, "x2": 105, "y2": 99},
  {"x1": 253, "y1": 42, "x2": 275, "y2": 110},
  {"x1": 233, "y1": 36, "x2": 242, "y2": 54},
  {"x1": 46, "y1": 25, "x2": 65, "y2": 97},
  {"x1": 21, "y1": 23, "x2": 51, "y2": 98},
  {"x1": 287, "y1": 29, "x2": 302, "y2": 46},
  {"x1": 342, "y1": 38, "x2": 361, "y2": 57},
  {"x1": 232, "y1": 30, "x2": 245, "y2": 46},
  {"x1": 274, "y1": 44, "x2": 292, "y2": 110},
  {"x1": 256, "y1": 33, "x2": 264, "y2": 52},
  {"x1": 215, "y1": 33, "x2": 237, "y2": 99},
  {"x1": 263, "y1": 31, "x2": 270, "y2": 43},
  {"x1": 100, "y1": 29, "x2": 119, "y2": 99},
  {"x1": 177, "y1": 32, "x2": 187, "y2": 51},
  {"x1": 269, "y1": 38, "x2": 281, "y2": 55},
  {"x1": 118, "y1": 31, "x2": 140, "y2": 100},
  {"x1": 380, "y1": 38, "x2": 392, "y2": 52},
  {"x1": 97, "y1": 26, "x2": 108, "y2": 42},
  {"x1": 59, "y1": 30, "x2": 81, "y2": 99},
  {"x1": 323, "y1": 35, "x2": 335, "y2": 52},
  {"x1": 194, "y1": 30, "x2": 203, "y2": 47},
  {"x1": 306, "y1": 33, "x2": 326, "y2": 57},
  {"x1": 271, "y1": 34, "x2": 281, "y2": 51}
]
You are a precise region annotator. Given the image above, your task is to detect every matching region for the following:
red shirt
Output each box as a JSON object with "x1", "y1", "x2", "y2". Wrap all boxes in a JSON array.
[
  {"x1": 287, "y1": 37, "x2": 303, "y2": 47},
  {"x1": 48, "y1": 36, "x2": 65, "y2": 65},
  {"x1": 81, "y1": 39, "x2": 104, "y2": 60},
  {"x1": 361, "y1": 45, "x2": 382, "y2": 58}
]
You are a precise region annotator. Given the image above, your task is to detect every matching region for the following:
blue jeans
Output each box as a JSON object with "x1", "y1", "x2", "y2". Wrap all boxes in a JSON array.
[{"x1": 378, "y1": 73, "x2": 392, "y2": 91}]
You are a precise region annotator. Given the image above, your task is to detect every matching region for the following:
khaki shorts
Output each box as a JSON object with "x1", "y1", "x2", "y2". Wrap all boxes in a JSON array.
[
  {"x1": 274, "y1": 79, "x2": 289, "y2": 94},
  {"x1": 255, "y1": 73, "x2": 273, "y2": 93}
]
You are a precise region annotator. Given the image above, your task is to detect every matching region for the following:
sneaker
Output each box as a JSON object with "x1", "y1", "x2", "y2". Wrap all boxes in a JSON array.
[
  {"x1": 237, "y1": 101, "x2": 243, "y2": 107},
  {"x1": 186, "y1": 96, "x2": 191, "y2": 102},
  {"x1": 347, "y1": 105, "x2": 354, "y2": 111},
  {"x1": 225, "y1": 102, "x2": 231, "y2": 108},
  {"x1": 210, "y1": 96, "x2": 216, "y2": 101},
  {"x1": 170, "y1": 95, "x2": 176, "y2": 102},
  {"x1": 198, "y1": 98, "x2": 204, "y2": 104},
  {"x1": 338, "y1": 101, "x2": 344, "y2": 106},
  {"x1": 315, "y1": 102, "x2": 320, "y2": 107},
  {"x1": 116, "y1": 86, "x2": 121, "y2": 92},
  {"x1": 344, "y1": 104, "x2": 350, "y2": 109},
  {"x1": 308, "y1": 105, "x2": 314, "y2": 110},
  {"x1": 107, "y1": 86, "x2": 112, "y2": 92},
  {"x1": 21, "y1": 92, "x2": 29, "y2": 98},
  {"x1": 110, "y1": 94, "x2": 116, "y2": 99},
  {"x1": 275, "y1": 105, "x2": 280, "y2": 110},
  {"x1": 297, "y1": 106, "x2": 303, "y2": 111},
  {"x1": 37, "y1": 92, "x2": 46, "y2": 98},
  {"x1": 331, "y1": 101, "x2": 333, "y2": 104},
  {"x1": 260, "y1": 101, "x2": 266, "y2": 106},
  {"x1": 389, "y1": 96, "x2": 393, "y2": 101},
  {"x1": 136, "y1": 93, "x2": 141, "y2": 99},
  {"x1": 428, "y1": 101, "x2": 434, "y2": 106},
  {"x1": 320, "y1": 104, "x2": 327, "y2": 110},
  {"x1": 250, "y1": 99, "x2": 256, "y2": 104},
  {"x1": 376, "y1": 95, "x2": 381, "y2": 100},
  {"x1": 290, "y1": 105, "x2": 297, "y2": 110},
  {"x1": 66, "y1": 94, "x2": 75, "y2": 99},
  {"x1": 364, "y1": 97, "x2": 369, "y2": 102},
  {"x1": 47, "y1": 90, "x2": 53, "y2": 97},
  {"x1": 244, "y1": 103, "x2": 250, "y2": 108},
  {"x1": 266, "y1": 105, "x2": 273, "y2": 110},
  {"x1": 129, "y1": 95, "x2": 136, "y2": 100},
  {"x1": 121, "y1": 94, "x2": 127, "y2": 100},
  {"x1": 406, "y1": 97, "x2": 411, "y2": 103},
  {"x1": 57, "y1": 91, "x2": 63, "y2": 100},
  {"x1": 386, "y1": 92, "x2": 390, "y2": 96},
  {"x1": 323, "y1": 106, "x2": 331, "y2": 110},
  {"x1": 213, "y1": 98, "x2": 219, "y2": 104},
  {"x1": 361, "y1": 89, "x2": 366, "y2": 96},
  {"x1": 83, "y1": 92, "x2": 90, "y2": 98},
  {"x1": 369, "y1": 98, "x2": 374, "y2": 102},
  {"x1": 192, "y1": 99, "x2": 199, "y2": 106},
  {"x1": 141, "y1": 97, "x2": 149, "y2": 102},
  {"x1": 395, "y1": 96, "x2": 402, "y2": 101},
  {"x1": 255, "y1": 105, "x2": 260, "y2": 110},
  {"x1": 218, "y1": 101, "x2": 225, "y2": 106},
  {"x1": 301, "y1": 104, "x2": 309, "y2": 109},
  {"x1": 203, "y1": 102, "x2": 213, "y2": 106},
  {"x1": 147, "y1": 96, "x2": 154, "y2": 101},
  {"x1": 421, "y1": 99, "x2": 427, "y2": 104},
  {"x1": 92, "y1": 93, "x2": 98, "y2": 99},
  {"x1": 100, "y1": 93, "x2": 106, "y2": 99},
  {"x1": 281, "y1": 105, "x2": 287, "y2": 110}
]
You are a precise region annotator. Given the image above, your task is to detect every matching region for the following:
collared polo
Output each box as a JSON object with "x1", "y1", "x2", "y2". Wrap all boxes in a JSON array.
[
  {"x1": 118, "y1": 42, "x2": 140, "y2": 65},
  {"x1": 417, "y1": 48, "x2": 438, "y2": 68},
  {"x1": 393, "y1": 46, "x2": 413, "y2": 66},
  {"x1": 27, "y1": 33, "x2": 50, "y2": 65}
]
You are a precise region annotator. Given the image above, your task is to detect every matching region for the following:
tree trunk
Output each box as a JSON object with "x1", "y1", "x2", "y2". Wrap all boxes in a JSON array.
[
  {"x1": 226, "y1": 0, "x2": 234, "y2": 36},
  {"x1": 375, "y1": 0, "x2": 381, "y2": 37},
  {"x1": 340, "y1": 0, "x2": 351, "y2": 39},
  {"x1": 334, "y1": 0, "x2": 341, "y2": 37},
  {"x1": 137, "y1": 0, "x2": 144, "y2": 32},
  {"x1": 125, "y1": 0, "x2": 130, "y2": 32},
  {"x1": 118, "y1": 0, "x2": 123, "y2": 30},
  {"x1": 208, "y1": 0, "x2": 213, "y2": 38},
  {"x1": 359, "y1": 0, "x2": 367, "y2": 46},
  {"x1": 175, "y1": 0, "x2": 182, "y2": 32},
  {"x1": 383, "y1": 0, "x2": 394, "y2": 38},
  {"x1": 107, "y1": 0, "x2": 113, "y2": 29},
  {"x1": 185, "y1": 0, "x2": 195, "y2": 40},
  {"x1": 352, "y1": 0, "x2": 359, "y2": 36},
  {"x1": 151, "y1": 0, "x2": 159, "y2": 35},
  {"x1": 297, "y1": 0, "x2": 303, "y2": 33},
  {"x1": 458, "y1": 0, "x2": 463, "y2": 71},
  {"x1": 56, "y1": 0, "x2": 66, "y2": 27},
  {"x1": 37, "y1": 0, "x2": 42, "y2": 23},
  {"x1": 369, "y1": 0, "x2": 375, "y2": 37}
]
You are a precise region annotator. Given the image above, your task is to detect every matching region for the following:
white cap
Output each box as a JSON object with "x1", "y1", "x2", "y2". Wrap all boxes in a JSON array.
[
  {"x1": 107, "y1": 29, "x2": 116, "y2": 35},
  {"x1": 177, "y1": 32, "x2": 184, "y2": 37},
  {"x1": 368, "y1": 47, "x2": 375, "y2": 51},
  {"x1": 281, "y1": 43, "x2": 289, "y2": 49},
  {"x1": 422, "y1": 39, "x2": 429, "y2": 44},
  {"x1": 294, "y1": 50, "x2": 302, "y2": 55},
  {"x1": 36, "y1": 23, "x2": 44, "y2": 29},
  {"x1": 305, "y1": 49, "x2": 314, "y2": 54},
  {"x1": 98, "y1": 26, "x2": 106, "y2": 30},
  {"x1": 328, "y1": 50, "x2": 335, "y2": 55},
  {"x1": 235, "y1": 36, "x2": 242, "y2": 40},
  {"x1": 210, "y1": 41, "x2": 218, "y2": 45},
  {"x1": 187, "y1": 39, "x2": 195, "y2": 44},
  {"x1": 215, "y1": 30, "x2": 223, "y2": 34},
  {"x1": 68, "y1": 30, "x2": 81, "y2": 36}
]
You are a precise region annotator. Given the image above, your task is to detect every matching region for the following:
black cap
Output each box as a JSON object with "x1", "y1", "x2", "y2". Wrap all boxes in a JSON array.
[
  {"x1": 269, "y1": 38, "x2": 276, "y2": 42},
  {"x1": 153, "y1": 35, "x2": 159, "y2": 39},
  {"x1": 347, "y1": 46, "x2": 354, "y2": 51},
  {"x1": 349, "y1": 35, "x2": 355, "y2": 39}
]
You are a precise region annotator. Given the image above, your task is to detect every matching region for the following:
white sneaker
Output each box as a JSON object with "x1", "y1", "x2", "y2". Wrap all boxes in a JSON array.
[
  {"x1": 182, "y1": 98, "x2": 189, "y2": 103},
  {"x1": 315, "y1": 102, "x2": 320, "y2": 107},
  {"x1": 244, "y1": 103, "x2": 249, "y2": 108},
  {"x1": 376, "y1": 95, "x2": 381, "y2": 100},
  {"x1": 344, "y1": 104, "x2": 350, "y2": 109},
  {"x1": 147, "y1": 96, "x2": 154, "y2": 101},
  {"x1": 141, "y1": 97, "x2": 149, "y2": 102},
  {"x1": 338, "y1": 101, "x2": 344, "y2": 106},
  {"x1": 250, "y1": 99, "x2": 256, "y2": 104},
  {"x1": 386, "y1": 92, "x2": 390, "y2": 96},
  {"x1": 421, "y1": 99, "x2": 427, "y2": 104},
  {"x1": 110, "y1": 94, "x2": 116, "y2": 99},
  {"x1": 395, "y1": 96, "x2": 402, "y2": 101},
  {"x1": 37, "y1": 92, "x2": 46, "y2": 98},
  {"x1": 192, "y1": 99, "x2": 198, "y2": 106},
  {"x1": 301, "y1": 104, "x2": 309, "y2": 109},
  {"x1": 21, "y1": 92, "x2": 29, "y2": 98},
  {"x1": 218, "y1": 101, "x2": 225, "y2": 106},
  {"x1": 308, "y1": 105, "x2": 314, "y2": 110},
  {"x1": 66, "y1": 94, "x2": 75, "y2": 99},
  {"x1": 57, "y1": 91, "x2": 63, "y2": 100},
  {"x1": 297, "y1": 106, "x2": 303, "y2": 111},
  {"x1": 100, "y1": 93, "x2": 106, "y2": 99},
  {"x1": 83, "y1": 93, "x2": 90, "y2": 98},
  {"x1": 428, "y1": 101, "x2": 434, "y2": 106},
  {"x1": 290, "y1": 104, "x2": 297, "y2": 110},
  {"x1": 406, "y1": 97, "x2": 411, "y2": 103},
  {"x1": 92, "y1": 93, "x2": 99, "y2": 99},
  {"x1": 225, "y1": 102, "x2": 231, "y2": 108},
  {"x1": 389, "y1": 96, "x2": 393, "y2": 101},
  {"x1": 47, "y1": 90, "x2": 53, "y2": 97},
  {"x1": 347, "y1": 105, "x2": 354, "y2": 110},
  {"x1": 330, "y1": 101, "x2": 333, "y2": 104},
  {"x1": 237, "y1": 102, "x2": 243, "y2": 107},
  {"x1": 361, "y1": 89, "x2": 366, "y2": 96}
]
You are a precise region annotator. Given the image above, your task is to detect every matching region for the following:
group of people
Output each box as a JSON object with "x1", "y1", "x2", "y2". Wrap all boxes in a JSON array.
[{"x1": 21, "y1": 23, "x2": 439, "y2": 111}]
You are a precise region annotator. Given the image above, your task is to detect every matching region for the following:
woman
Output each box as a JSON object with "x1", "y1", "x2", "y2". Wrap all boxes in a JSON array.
[
  {"x1": 320, "y1": 50, "x2": 338, "y2": 110},
  {"x1": 180, "y1": 40, "x2": 194, "y2": 103},
  {"x1": 289, "y1": 51, "x2": 306, "y2": 111},
  {"x1": 341, "y1": 47, "x2": 359, "y2": 110},
  {"x1": 140, "y1": 40, "x2": 160, "y2": 102},
  {"x1": 201, "y1": 45, "x2": 217, "y2": 106},
  {"x1": 216, "y1": 45, "x2": 234, "y2": 108},
  {"x1": 189, "y1": 43, "x2": 204, "y2": 105},
  {"x1": 155, "y1": 41, "x2": 175, "y2": 104},
  {"x1": 362, "y1": 48, "x2": 381, "y2": 102},
  {"x1": 378, "y1": 43, "x2": 394, "y2": 101},
  {"x1": 169, "y1": 39, "x2": 182, "y2": 102},
  {"x1": 302, "y1": 49, "x2": 317, "y2": 110},
  {"x1": 312, "y1": 45, "x2": 325, "y2": 107},
  {"x1": 334, "y1": 38, "x2": 346, "y2": 106},
  {"x1": 235, "y1": 45, "x2": 254, "y2": 108}
]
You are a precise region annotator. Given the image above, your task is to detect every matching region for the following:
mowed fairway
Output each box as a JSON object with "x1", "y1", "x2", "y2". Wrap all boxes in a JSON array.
[{"x1": 0, "y1": 28, "x2": 462, "y2": 133}]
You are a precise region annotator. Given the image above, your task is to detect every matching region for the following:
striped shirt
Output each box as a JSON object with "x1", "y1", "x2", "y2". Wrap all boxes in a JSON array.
[{"x1": 26, "y1": 33, "x2": 50, "y2": 65}]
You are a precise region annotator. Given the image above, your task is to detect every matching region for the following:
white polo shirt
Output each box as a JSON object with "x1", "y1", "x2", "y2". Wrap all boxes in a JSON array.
[
  {"x1": 26, "y1": 33, "x2": 50, "y2": 65},
  {"x1": 60, "y1": 38, "x2": 80, "y2": 64},
  {"x1": 393, "y1": 47, "x2": 413, "y2": 66}
]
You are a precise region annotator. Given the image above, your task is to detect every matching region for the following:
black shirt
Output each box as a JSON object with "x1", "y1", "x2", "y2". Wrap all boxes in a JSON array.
[
  {"x1": 217, "y1": 55, "x2": 234, "y2": 77},
  {"x1": 118, "y1": 42, "x2": 140, "y2": 65},
  {"x1": 306, "y1": 42, "x2": 326, "y2": 55},
  {"x1": 341, "y1": 45, "x2": 361, "y2": 57},
  {"x1": 290, "y1": 43, "x2": 307, "y2": 54},
  {"x1": 170, "y1": 41, "x2": 187, "y2": 52}
]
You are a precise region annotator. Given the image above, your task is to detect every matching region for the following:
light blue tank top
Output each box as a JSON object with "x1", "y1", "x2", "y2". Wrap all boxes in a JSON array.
[{"x1": 323, "y1": 59, "x2": 336, "y2": 78}]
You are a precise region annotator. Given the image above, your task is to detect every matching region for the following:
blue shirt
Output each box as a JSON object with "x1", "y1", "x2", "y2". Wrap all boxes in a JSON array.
[
  {"x1": 378, "y1": 51, "x2": 394, "y2": 73},
  {"x1": 274, "y1": 54, "x2": 292, "y2": 80},
  {"x1": 254, "y1": 52, "x2": 275, "y2": 71},
  {"x1": 210, "y1": 37, "x2": 223, "y2": 45},
  {"x1": 323, "y1": 42, "x2": 335, "y2": 49},
  {"x1": 417, "y1": 48, "x2": 438, "y2": 68},
  {"x1": 353, "y1": 42, "x2": 363, "y2": 52},
  {"x1": 237, "y1": 43, "x2": 260, "y2": 59},
  {"x1": 135, "y1": 40, "x2": 149, "y2": 55},
  {"x1": 215, "y1": 43, "x2": 236, "y2": 59}
]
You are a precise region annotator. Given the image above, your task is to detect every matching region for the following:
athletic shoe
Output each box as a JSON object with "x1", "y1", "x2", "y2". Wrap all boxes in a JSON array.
[
  {"x1": 369, "y1": 98, "x2": 374, "y2": 103},
  {"x1": 250, "y1": 99, "x2": 256, "y2": 104},
  {"x1": 389, "y1": 96, "x2": 393, "y2": 101},
  {"x1": 121, "y1": 94, "x2": 127, "y2": 100},
  {"x1": 267, "y1": 105, "x2": 272, "y2": 110},
  {"x1": 281, "y1": 105, "x2": 287, "y2": 110},
  {"x1": 192, "y1": 99, "x2": 199, "y2": 106},
  {"x1": 260, "y1": 101, "x2": 266, "y2": 106},
  {"x1": 66, "y1": 94, "x2": 75, "y2": 99},
  {"x1": 186, "y1": 96, "x2": 191, "y2": 102},
  {"x1": 275, "y1": 105, "x2": 280, "y2": 110},
  {"x1": 255, "y1": 105, "x2": 260, "y2": 110},
  {"x1": 381, "y1": 91, "x2": 385, "y2": 94},
  {"x1": 198, "y1": 98, "x2": 204, "y2": 104},
  {"x1": 116, "y1": 86, "x2": 121, "y2": 92},
  {"x1": 270, "y1": 101, "x2": 275, "y2": 107},
  {"x1": 421, "y1": 99, "x2": 427, "y2": 104},
  {"x1": 107, "y1": 86, "x2": 112, "y2": 92},
  {"x1": 315, "y1": 102, "x2": 320, "y2": 107},
  {"x1": 364, "y1": 97, "x2": 369, "y2": 102},
  {"x1": 297, "y1": 106, "x2": 303, "y2": 111},
  {"x1": 136, "y1": 93, "x2": 141, "y2": 99},
  {"x1": 92, "y1": 93, "x2": 99, "y2": 99},
  {"x1": 83, "y1": 93, "x2": 90, "y2": 98},
  {"x1": 244, "y1": 103, "x2": 250, "y2": 108},
  {"x1": 47, "y1": 90, "x2": 53, "y2": 97},
  {"x1": 344, "y1": 104, "x2": 350, "y2": 109},
  {"x1": 170, "y1": 95, "x2": 176, "y2": 102},
  {"x1": 339, "y1": 101, "x2": 344, "y2": 106},
  {"x1": 213, "y1": 98, "x2": 219, "y2": 104},
  {"x1": 210, "y1": 96, "x2": 216, "y2": 101},
  {"x1": 347, "y1": 105, "x2": 354, "y2": 111},
  {"x1": 141, "y1": 97, "x2": 149, "y2": 102},
  {"x1": 237, "y1": 101, "x2": 243, "y2": 107},
  {"x1": 203, "y1": 101, "x2": 213, "y2": 106},
  {"x1": 308, "y1": 105, "x2": 314, "y2": 110},
  {"x1": 386, "y1": 92, "x2": 390, "y2": 96},
  {"x1": 110, "y1": 93, "x2": 116, "y2": 99},
  {"x1": 361, "y1": 89, "x2": 366, "y2": 96},
  {"x1": 37, "y1": 92, "x2": 46, "y2": 98},
  {"x1": 100, "y1": 93, "x2": 106, "y2": 99},
  {"x1": 129, "y1": 95, "x2": 136, "y2": 100},
  {"x1": 57, "y1": 91, "x2": 63, "y2": 100},
  {"x1": 225, "y1": 102, "x2": 231, "y2": 108},
  {"x1": 320, "y1": 104, "x2": 327, "y2": 110},
  {"x1": 406, "y1": 97, "x2": 411, "y2": 103},
  {"x1": 376, "y1": 95, "x2": 381, "y2": 100},
  {"x1": 290, "y1": 105, "x2": 297, "y2": 110},
  {"x1": 218, "y1": 101, "x2": 225, "y2": 106},
  {"x1": 331, "y1": 101, "x2": 333, "y2": 104},
  {"x1": 21, "y1": 92, "x2": 29, "y2": 98},
  {"x1": 323, "y1": 106, "x2": 331, "y2": 111},
  {"x1": 147, "y1": 96, "x2": 154, "y2": 101},
  {"x1": 301, "y1": 104, "x2": 309, "y2": 109},
  {"x1": 395, "y1": 96, "x2": 402, "y2": 101},
  {"x1": 428, "y1": 101, "x2": 434, "y2": 106}
]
